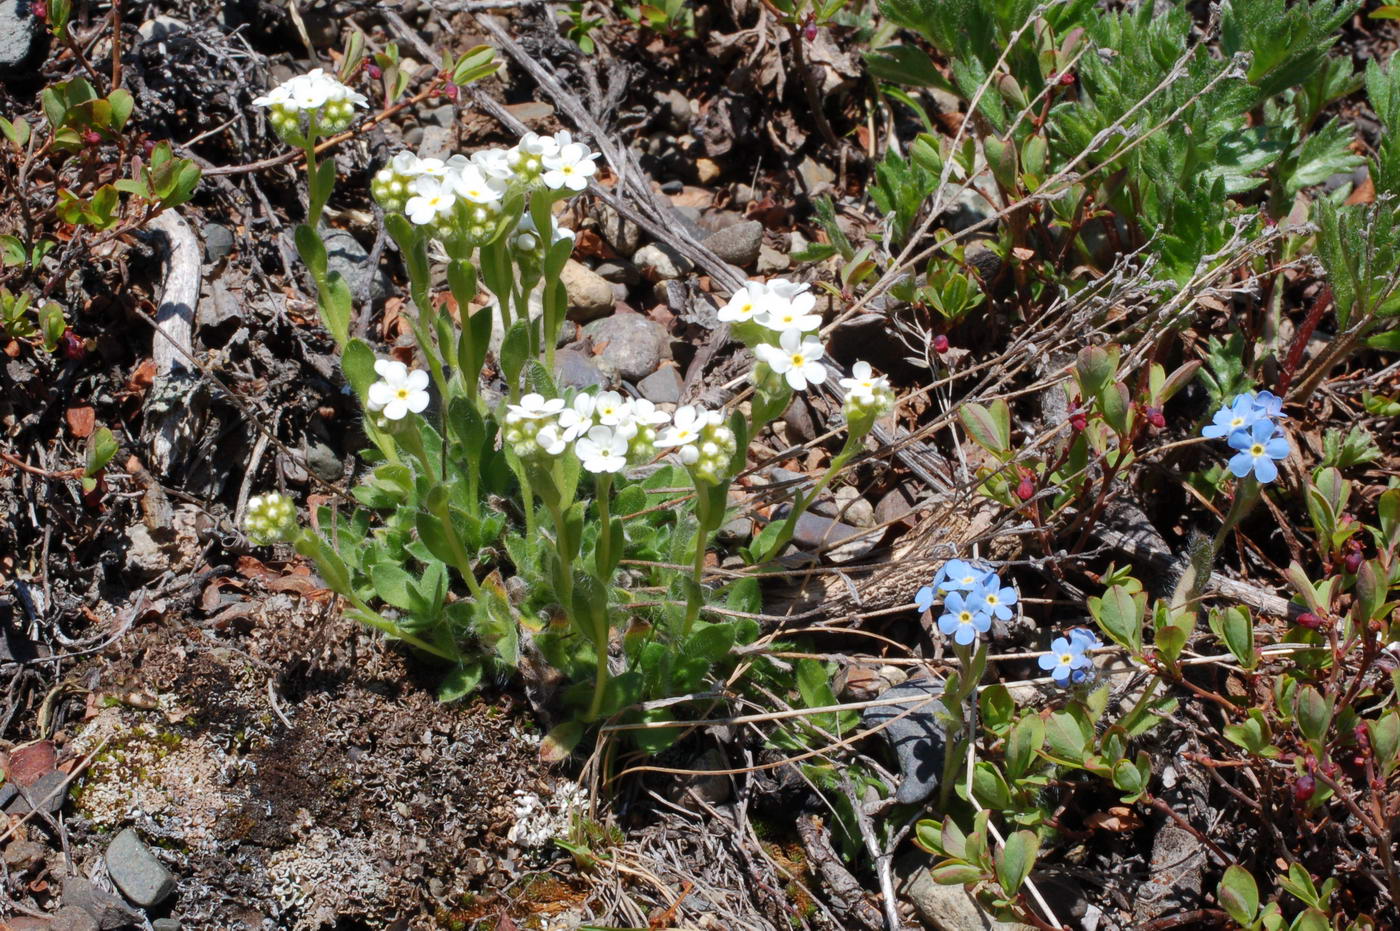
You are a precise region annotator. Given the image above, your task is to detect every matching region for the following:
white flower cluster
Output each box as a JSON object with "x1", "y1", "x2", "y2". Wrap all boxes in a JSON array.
[
  {"x1": 244, "y1": 492, "x2": 298, "y2": 545},
  {"x1": 503, "y1": 392, "x2": 733, "y2": 482},
  {"x1": 719, "y1": 279, "x2": 828, "y2": 392},
  {"x1": 839, "y1": 361, "x2": 896, "y2": 422},
  {"x1": 370, "y1": 131, "x2": 598, "y2": 242},
  {"x1": 252, "y1": 69, "x2": 368, "y2": 139}
]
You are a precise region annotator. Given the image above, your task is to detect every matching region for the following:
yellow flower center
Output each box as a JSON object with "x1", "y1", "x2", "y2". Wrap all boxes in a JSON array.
[
  {"x1": 396, "y1": 388, "x2": 411, "y2": 400},
  {"x1": 791, "y1": 354, "x2": 805, "y2": 366},
  {"x1": 958, "y1": 611, "x2": 973, "y2": 624},
  {"x1": 986, "y1": 594, "x2": 999, "y2": 606},
  {"x1": 1060, "y1": 653, "x2": 1073, "y2": 665},
  {"x1": 1250, "y1": 443, "x2": 1265, "y2": 456}
]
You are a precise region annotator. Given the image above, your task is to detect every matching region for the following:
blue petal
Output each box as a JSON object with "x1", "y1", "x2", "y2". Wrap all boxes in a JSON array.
[
  {"x1": 937, "y1": 614, "x2": 958, "y2": 637},
  {"x1": 1265, "y1": 436, "x2": 1290, "y2": 459},
  {"x1": 954, "y1": 625, "x2": 976, "y2": 645},
  {"x1": 914, "y1": 587, "x2": 935, "y2": 612},
  {"x1": 997, "y1": 586, "x2": 1018, "y2": 606},
  {"x1": 1038, "y1": 653, "x2": 1059, "y2": 670},
  {"x1": 1228, "y1": 451, "x2": 1254, "y2": 477},
  {"x1": 1250, "y1": 418, "x2": 1275, "y2": 442},
  {"x1": 1049, "y1": 637, "x2": 1072, "y2": 654},
  {"x1": 973, "y1": 612, "x2": 992, "y2": 632},
  {"x1": 1253, "y1": 456, "x2": 1278, "y2": 484},
  {"x1": 1227, "y1": 429, "x2": 1253, "y2": 451}
]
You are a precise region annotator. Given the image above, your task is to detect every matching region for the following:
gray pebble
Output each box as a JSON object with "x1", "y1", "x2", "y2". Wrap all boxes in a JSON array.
[
  {"x1": 105, "y1": 828, "x2": 176, "y2": 908},
  {"x1": 584, "y1": 313, "x2": 670, "y2": 382},
  {"x1": 319, "y1": 226, "x2": 392, "y2": 304},
  {"x1": 701, "y1": 220, "x2": 763, "y2": 268},
  {"x1": 6, "y1": 769, "x2": 68, "y2": 814},
  {"x1": 553, "y1": 348, "x2": 608, "y2": 390},
  {"x1": 0, "y1": 0, "x2": 45, "y2": 77},
  {"x1": 637, "y1": 364, "x2": 684, "y2": 405},
  {"x1": 202, "y1": 224, "x2": 235, "y2": 265}
]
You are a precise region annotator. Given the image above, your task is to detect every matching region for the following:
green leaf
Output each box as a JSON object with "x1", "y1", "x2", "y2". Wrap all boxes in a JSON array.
[
  {"x1": 107, "y1": 88, "x2": 134, "y2": 132},
  {"x1": 370, "y1": 563, "x2": 417, "y2": 611},
  {"x1": 958, "y1": 400, "x2": 1011, "y2": 456},
  {"x1": 342, "y1": 338, "x2": 377, "y2": 398},
  {"x1": 1294, "y1": 685, "x2": 1333, "y2": 745},
  {"x1": 438, "y1": 662, "x2": 483, "y2": 702},
  {"x1": 84, "y1": 427, "x2": 118, "y2": 477},
  {"x1": 38, "y1": 303, "x2": 65, "y2": 352},
  {"x1": 1088, "y1": 585, "x2": 1144, "y2": 652},
  {"x1": 295, "y1": 224, "x2": 328, "y2": 282},
  {"x1": 995, "y1": 830, "x2": 1038, "y2": 897},
  {"x1": 929, "y1": 862, "x2": 985, "y2": 885},
  {"x1": 1005, "y1": 715, "x2": 1044, "y2": 780},
  {"x1": 0, "y1": 235, "x2": 26, "y2": 267},
  {"x1": 1219, "y1": 865, "x2": 1261, "y2": 926},
  {"x1": 865, "y1": 45, "x2": 954, "y2": 91},
  {"x1": 540, "y1": 720, "x2": 584, "y2": 762},
  {"x1": 1207, "y1": 605, "x2": 1256, "y2": 670},
  {"x1": 979, "y1": 685, "x2": 1014, "y2": 735},
  {"x1": 1043, "y1": 707, "x2": 1091, "y2": 764},
  {"x1": 499, "y1": 320, "x2": 530, "y2": 394},
  {"x1": 1367, "y1": 709, "x2": 1400, "y2": 777},
  {"x1": 968, "y1": 761, "x2": 1013, "y2": 810}
]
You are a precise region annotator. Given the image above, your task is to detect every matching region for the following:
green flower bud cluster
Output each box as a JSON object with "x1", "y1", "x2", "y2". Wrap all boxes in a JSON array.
[{"x1": 244, "y1": 492, "x2": 298, "y2": 545}]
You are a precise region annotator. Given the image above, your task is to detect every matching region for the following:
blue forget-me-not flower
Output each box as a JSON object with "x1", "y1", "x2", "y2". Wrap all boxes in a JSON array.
[
  {"x1": 1203, "y1": 391, "x2": 1290, "y2": 484},
  {"x1": 938, "y1": 590, "x2": 992, "y2": 645}
]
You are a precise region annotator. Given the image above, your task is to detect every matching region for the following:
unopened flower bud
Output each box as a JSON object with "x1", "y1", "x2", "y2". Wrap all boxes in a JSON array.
[
  {"x1": 244, "y1": 492, "x2": 299, "y2": 545},
  {"x1": 1344, "y1": 551, "x2": 1363, "y2": 574},
  {"x1": 59, "y1": 329, "x2": 85, "y2": 361},
  {"x1": 1146, "y1": 406, "x2": 1165, "y2": 429},
  {"x1": 1070, "y1": 411, "x2": 1087, "y2": 432},
  {"x1": 1296, "y1": 612, "x2": 1324, "y2": 630},
  {"x1": 1293, "y1": 773, "x2": 1315, "y2": 801},
  {"x1": 1059, "y1": 72, "x2": 1076, "y2": 86},
  {"x1": 1015, "y1": 474, "x2": 1035, "y2": 501},
  {"x1": 83, "y1": 129, "x2": 101, "y2": 145},
  {"x1": 933, "y1": 334, "x2": 949, "y2": 354},
  {"x1": 366, "y1": 63, "x2": 382, "y2": 80}
]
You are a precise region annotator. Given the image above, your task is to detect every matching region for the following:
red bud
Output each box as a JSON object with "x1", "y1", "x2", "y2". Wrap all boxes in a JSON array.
[
  {"x1": 1070, "y1": 412, "x2": 1087, "y2": 432},
  {"x1": 1344, "y1": 551, "x2": 1363, "y2": 574},
  {"x1": 1015, "y1": 475, "x2": 1035, "y2": 501},
  {"x1": 1296, "y1": 612, "x2": 1324, "y2": 630},
  {"x1": 1146, "y1": 406, "x2": 1165, "y2": 429},
  {"x1": 444, "y1": 83, "x2": 459, "y2": 100},
  {"x1": 1293, "y1": 773, "x2": 1316, "y2": 801},
  {"x1": 31, "y1": 1, "x2": 46, "y2": 21},
  {"x1": 1059, "y1": 72, "x2": 1076, "y2": 86},
  {"x1": 933, "y1": 334, "x2": 949, "y2": 354},
  {"x1": 83, "y1": 129, "x2": 101, "y2": 145},
  {"x1": 59, "y1": 329, "x2": 85, "y2": 361},
  {"x1": 366, "y1": 63, "x2": 382, "y2": 80}
]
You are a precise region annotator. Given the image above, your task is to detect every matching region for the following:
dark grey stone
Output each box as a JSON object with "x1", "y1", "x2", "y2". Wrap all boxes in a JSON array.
[
  {"x1": 595, "y1": 260, "x2": 640, "y2": 285},
  {"x1": 6, "y1": 769, "x2": 68, "y2": 814},
  {"x1": 553, "y1": 348, "x2": 608, "y2": 390},
  {"x1": 105, "y1": 828, "x2": 176, "y2": 908},
  {"x1": 591, "y1": 204, "x2": 642, "y2": 258},
  {"x1": 203, "y1": 224, "x2": 235, "y2": 265},
  {"x1": 637, "y1": 365, "x2": 683, "y2": 405},
  {"x1": 319, "y1": 226, "x2": 392, "y2": 304},
  {"x1": 701, "y1": 220, "x2": 763, "y2": 268},
  {"x1": 303, "y1": 435, "x2": 342, "y2": 483},
  {"x1": 49, "y1": 907, "x2": 100, "y2": 931},
  {"x1": 862, "y1": 678, "x2": 947, "y2": 805},
  {"x1": 0, "y1": 0, "x2": 45, "y2": 77},
  {"x1": 64, "y1": 875, "x2": 139, "y2": 930},
  {"x1": 584, "y1": 313, "x2": 670, "y2": 382},
  {"x1": 153, "y1": 920, "x2": 183, "y2": 931}
]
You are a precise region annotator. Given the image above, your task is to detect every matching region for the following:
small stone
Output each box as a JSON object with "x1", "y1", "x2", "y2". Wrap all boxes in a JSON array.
[
  {"x1": 6, "y1": 769, "x2": 68, "y2": 814},
  {"x1": 637, "y1": 364, "x2": 683, "y2": 405},
  {"x1": 594, "y1": 260, "x2": 640, "y2": 285},
  {"x1": 787, "y1": 511, "x2": 872, "y2": 560},
  {"x1": 590, "y1": 203, "x2": 642, "y2": 258},
  {"x1": 504, "y1": 101, "x2": 555, "y2": 124},
  {"x1": 756, "y1": 245, "x2": 791, "y2": 274},
  {"x1": 422, "y1": 104, "x2": 456, "y2": 128},
  {"x1": 717, "y1": 516, "x2": 753, "y2": 542},
  {"x1": 863, "y1": 678, "x2": 947, "y2": 805},
  {"x1": 3, "y1": 839, "x2": 45, "y2": 870},
  {"x1": 153, "y1": 921, "x2": 183, "y2": 931},
  {"x1": 416, "y1": 125, "x2": 453, "y2": 163},
  {"x1": 303, "y1": 435, "x2": 342, "y2": 483},
  {"x1": 203, "y1": 224, "x2": 235, "y2": 265},
  {"x1": 0, "y1": 0, "x2": 46, "y2": 77},
  {"x1": 695, "y1": 157, "x2": 722, "y2": 184},
  {"x1": 833, "y1": 485, "x2": 876, "y2": 528},
  {"x1": 48, "y1": 907, "x2": 100, "y2": 931},
  {"x1": 137, "y1": 15, "x2": 186, "y2": 42},
  {"x1": 633, "y1": 243, "x2": 692, "y2": 281},
  {"x1": 584, "y1": 312, "x2": 670, "y2": 383},
  {"x1": 897, "y1": 853, "x2": 1036, "y2": 931},
  {"x1": 668, "y1": 747, "x2": 730, "y2": 804},
  {"x1": 105, "y1": 828, "x2": 176, "y2": 908},
  {"x1": 63, "y1": 875, "x2": 138, "y2": 930},
  {"x1": 659, "y1": 89, "x2": 692, "y2": 132},
  {"x1": 797, "y1": 156, "x2": 836, "y2": 195},
  {"x1": 875, "y1": 487, "x2": 920, "y2": 527},
  {"x1": 319, "y1": 226, "x2": 391, "y2": 304},
  {"x1": 561, "y1": 260, "x2": 615, "y2": 322},
  {"x1": 700, "y1": 220, "x2": 763, "y2": 268},
  {"x1": 659, "y1": 179, "x2": 684, "y2": 194},
  {"x1": 553, "y1": 348, "x2": 608, "y2": 391}
]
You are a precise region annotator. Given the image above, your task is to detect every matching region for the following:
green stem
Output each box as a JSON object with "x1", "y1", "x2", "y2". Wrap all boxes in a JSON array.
[
  {"x1": 757, "y1": 432, "x2": 862, "y2": 564},
  {"x1": 680, "y1": 482, "x2": 716, "y2": 639},
  {"x1": 596, "y1": 472, "x2": 614, "y2": 582},
  {"x1": 1212, "y1": 475, "x2": 1261, "y2": 556},
  {"x1": 347, "y1": 595, "x2": 458, "y2": 662}
]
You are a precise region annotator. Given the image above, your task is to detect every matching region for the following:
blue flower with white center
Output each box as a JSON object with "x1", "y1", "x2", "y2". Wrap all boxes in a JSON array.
[
  {"x1": 914, "y1": 584, "x2": 936, "y2": 613},
  {"x1": 1227, "y1": 418, "x2": 1290, "y2": 484},
  {"x1": 1202, "y1": 394, "x2": 1265, "y2": 439},
  {"x1": 937, "y1": 591, "x2": 991, "y2": 645},
  {"x1": 1251, "y1": 390, "x2": 1285, "y2": 419},
  {"x1": 969, "y1": 579, "x2": 1018, "y2": 621},
  {"x1": 1039, "y1": 636, "x2": 1090, "y2": 687}
]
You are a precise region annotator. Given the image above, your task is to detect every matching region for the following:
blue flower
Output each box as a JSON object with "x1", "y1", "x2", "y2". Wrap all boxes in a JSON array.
[
  {"x1": 939, "y1": 559, "x2": 996, "y2": 593},
  {"x1": 968, "y1": 579, "x2": 1018, "y2": 621},
  {"x1": 938, "y1": 591, "x2": 991, "y2": 645},
  {"x1": 1251, "y1": 390, "x2": 1285, "y2": 419},
  {"x1": 1202, "y1": 394, "x2": 1264, "y2": 439},
  {"x1": 914, "y1": 585, "x2": 936, "y2": 613},
  {"x1": 1068, "y1": 627, "x2": 1102, "y2": 652},
  {"x1": 1039, "y1": 636, "x2": 1091, "y2": 687},
  {"x1": 1227, "y1": 418, "x2": 1290, "y2": 483}
]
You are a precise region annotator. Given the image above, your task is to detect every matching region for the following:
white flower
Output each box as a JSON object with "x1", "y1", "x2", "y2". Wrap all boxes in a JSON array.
[
  {"x1": 404, "y1": 177, "x2": 456, "y2": 226},
  {"x1": 757, "y1": 291, "x2": 821, "y2": 333},
  {"x1": 765, "y1": 278, "x2": 810, "y2": 301},
  {"x1": 719, "y1": 281, "x2": 774, "y2": 324},
  {"x1": 471, "y1": 147, "x2": 516, "y2": 184},
  {"x1": 839, "y1": 361, "x2": 882, "y2": 399},
  {"x1": 556, "y1": 393, "x2": 597, "y2": 442},
  {"x1": 624, "y1": 398, "x2": 670, "y2": 427},
  {"x1": 575, "y1": 425, "x2": 629, "y2": 474},
  {"x1": 840, "y1": 360, "x2": 895, "y2": 422},
  {"x1": 244, "y1": 491, "x2": 298, "y2": 545},
  {"x1": 755, "y1": 329, "x2": 827, "y2": 391},
  {"x1": 535, "y1": 423, "x2": 567, "y2": 456},
  {"x1": 518, "y1": 131, "x2": 561, "y2": 159},
  {"x1": 506, "y1": 393, "x2": 566, "y2": 423},
  {"x1": 593, "y1": 391, "x2": 627, "y2": 426},
  {"x1": 251, "y1": 84, "x2": 293, "y2": 109},
  {"x1": 541, "y1": 141, "x2": 599, "y2": 192},
  {"x1": 446, "y1": 161, "x2": 506, "y2": 205},
  {"x1": 254, "y1": 69, "x2": 366, "y2": 112},
  {"x1": 366, "y1": 359, "x2": 430, "y2": 420}
]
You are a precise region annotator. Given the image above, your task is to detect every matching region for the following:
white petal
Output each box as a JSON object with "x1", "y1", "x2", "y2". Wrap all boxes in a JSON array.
[
  {"x1": 406, "y1": 369, "x2": 430, "y2": 390},
  {"x1": 407, "y1": 390, "x2": 430, "y2": 413}
]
